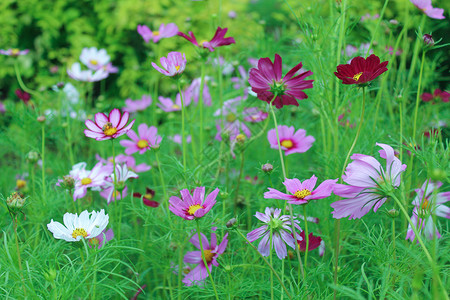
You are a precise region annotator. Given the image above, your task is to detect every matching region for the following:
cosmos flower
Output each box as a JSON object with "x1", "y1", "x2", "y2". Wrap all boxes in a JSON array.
[
  {"x1": 72, "y1": 162, "x2": 113, "y2": 201},
  {"x1": 84, "y1": 108, "x2": 135, "y2": 141},
  {"x1": 152, "y1": 52, "x2": 186, "y2": 77},
  {"x1": 119, "y1": 123, "x2": 162, "y2": 155},
  {"x1": 242, "y1": 107, "x2": 268, "y2": 123},
  {"x1": 264, "y1": 175, "x2": 337, "y2": 205},
  {"x1": 247, "y1": 207, "x2": 302, "y2": 260},
  {"x1": 334, "y1": 54, "x2": 388, "y2": 86},
  {"x1": 169, "y1": 187, "x2": 219, "y2": 220},
  {"x1": 410, "y1": 0, "x2": 445, "y2": 19},
  {"x1": 95, "y1": 154, "x2": 151, "y2": 173},
  {"x1": 178, "y1": 27, "x2": 235, "y2": 52},
  {"x1": 157, "y1": 91, "x2": 191, "y2": 112},
  {"x1": 295, "y1": 231, "x2": 323, "y2": 252},
  {"x1": 47, "y1": 209, "x2": 109, "y2": 242},
  {"x1": 214, "y1": 96, "x2": 251, "y2": 142},
  {"x1": 0, "y1": 48, "x2": 29, "y2": 56},
  {"x1": 231, "y1": 65, "x2": 249, "y2": 91},
  {"x1": 421, "y1": 89, "x2": 449, "y2": 104},
  {"x1": 67, "y1": 62, "x2": 109, "y2": 82},
  {"x1": 267, "y1": 125, "x2": 315, "y2": 156},
  {"x1": 137, "y1": 23, "x2": 178, "y2": 43},
  {"x1": 248, "y1": 54, "x2": 313, "y2": 109},
  {"x1": 134, "y1": 187, "x2": 160, "y2": 207},
  {"x1": 123, "y1": 95, "x2": 153, "y2": 113},
  {"x1": 15, "y1": 89, "x2": 31, "y2": 106},
  {"x1": 80, "y1": 47, "x2": 111, "y2": 71},
  {"x1": 101, "y1": 164, "x2": 138, "y2": 204},
  {"x1": 169, "y1": 134, "x2": 192, "y2": 144},
  {"x1": 89, "y1": 228, "x2": 114, "y2": 249},
  {"x1": 183, "y1": 230, "x2": 228, "y2": 286},
  {"x1": 331, "y1": 143, "x2": 407, "y2": 220},
  {"x1": 186, "y1": 77, "x2": 212, "y2": 106}
]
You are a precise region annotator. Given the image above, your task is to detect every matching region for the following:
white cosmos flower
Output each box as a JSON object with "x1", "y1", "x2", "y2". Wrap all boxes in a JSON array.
[
  {"x1": 47, "y1": 209, "x2": 109, "y2": 242},
  {"x1": 80, "y1": 47, "x2": 111, "y2": 70},
  {"x1": 67, "y1": 62, "x2": 109, "y2": 82}
]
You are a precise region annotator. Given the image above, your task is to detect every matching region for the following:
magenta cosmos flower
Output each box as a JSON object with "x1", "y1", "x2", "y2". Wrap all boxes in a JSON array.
[
  {"x1": 178, "y1": 27, "x2": 235, "y2": 52},
  {"x1": 267, "y1": 125, "x2": 315, "y2": 156},
  {"x1": 0, "y1": 48, "x2": 29, "y2": 56},
  {"x1": 84, "y1": 108, "x2": 135, "y2": 141},
  {"x1": 123, "y1": 95, "x2": 152, "y2": 113},
  {"x1": 247, "y1": 207, "x2": 302, "y2": 260},
  {"x1": 72, "y1": 162, "x2": 113, "y2": 201},
  {"x1": 331, "y1": 143, "x2": 407, "y2": 220},
  {"x1": 89, "y1": 228, "x2": 114, "y2": 249},
  {"x1": 410, "y1": 0, "x2": 445, "y2": 19},
  {"x1": 137, "y1": 23, "x2": 178, "y2": 43},
  {"x1": 152, "y1": 52, "x2": 186, "y2": 77},
  {"x1": 169, "y1": 187, "x2": 219, "y2": 220},
  {"x1": 406, "y1": 180, "x2": 450, "y2": 242},
  {"x1": 248, "y1": 54, "x2": 314, "y2": 109},
  {"x1": 119, "y1": 123, "x2": 162, "y2": 155},
  {"x1": 157, "y1": 91, "x2": 191, "y2": 112},
  {"x1": 421, "y1": 89, "x2": 449, "y2": 104},
  {"x1": 183, "y1": 230, "x2": 228, "y2": 286},
  {"x1": 334, "y1": 54, "x2": 388, "y2": 86},
  {"x1": 264, "y1": 175, "x2": 337, "y2": 205}
]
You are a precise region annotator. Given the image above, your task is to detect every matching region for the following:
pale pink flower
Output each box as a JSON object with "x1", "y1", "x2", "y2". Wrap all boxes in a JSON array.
[{"x1": 267, "y1": 125, "x2": 315, "y2": 155}]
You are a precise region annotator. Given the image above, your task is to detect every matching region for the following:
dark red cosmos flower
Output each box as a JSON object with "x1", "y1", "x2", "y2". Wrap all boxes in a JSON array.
[
  {"x1": 334, "y1": 54, "x2": 388, "y2": 86},
  {"x1": 248, "y1": 54, "x2": 314, "y2": 109},
  {"x1": 134, "y1": 188, "x2": 160, "y2": 207},
  {"x1": 421, "y1": 89, "x2": 449, "y2": 104},
  {"x1": 178, "y1": 27, "x2": 235, "y2": 52},
  {"x1": 15, "y1": 89, "x2": 31, "y2": 105},
  {"x1": 295, "y1": 231, "x2": 322, "y2": 252}
]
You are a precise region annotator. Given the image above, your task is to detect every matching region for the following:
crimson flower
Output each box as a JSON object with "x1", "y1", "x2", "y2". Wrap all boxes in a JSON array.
[
  {"x1": 334, "y1": 54, "x2": 388, "y2": 86},
  {"x1": 178, "y1": 27, "x2": 235, "y2": 52},
  {"x1": 421, "y1": 89, "x2": 449, "y2": 104},
  {"x1": 134, "y1": 187, "x2": 159, "y2": 207},
  {"x1": 248, "y1": 54, "x2": 313, "y2": 109}
]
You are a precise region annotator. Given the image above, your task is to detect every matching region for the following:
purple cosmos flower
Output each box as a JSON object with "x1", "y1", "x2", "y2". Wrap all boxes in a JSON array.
[
  {"x1": 247, "y1": 207, "x2": 302, "y2": 260},
  {"x1": 72, "y1": 162, "x2": 113, "y2": 201},
  {"x1": 67, "y1": 62, "x2": 109, "y2": 82},
  {"x1": 410, "y1": 0, "x2": 445, "y2": 19},
  {"x1": 123, "y1": 95, "x2": 152, "y2": 113},
  {"x1": 264, "y1": 175, "x2": 337, "y2": 205},
  {"x1": 243, "y1": 107, "x2": 268, "y2": 122},
  {"x1": 0, "y1": 102, "x2": 5, "y2": 114},
  {"x1": 84, "y1": 108, "x2": 135, "y2": 141},
  {"x1": 169, "y1": 187, "x2": 219, "y2": 220},
  {"x1": 186, "y1": 77, "x2": 212, "y2": 106},
  {"x1": 0, "y1": 48, "x2": 29, "y2": 56},
  {"x1": 178, "y1": 27, "x2": 235, "y2": 52},
  {"x1": 119, "y1": 123, "x2": 162, "y2": 155},
  {"x1": 267, "y1": 125, "x2": 315, "y2": 156},
  {"x1": 331, "y1": 143, "x2": 407, "y2": 220},
  {"x1": 152, "y1": 52, "x2": 186, "y2": 77},
  {"x1": 157, "y1": 91, "x2": 191, "y2": 112},
  {"x1": 231, "y1": 65, "x2": 249, "y2": 91},
  {"x1": 406, "y1": 180, "x2": 450, "y2": 242},
  {"x1": 248, "y1": 54, "x2": 314, "y2": 109},
  {"x1": 89, "y1": 228, "x2": 114, "y2": 249},
  {"x1": 137, "y1": 23, "x2": 178, "y2": 43},
  {"x1": 360, "y1": 13, "x2": 380, "y2": 22},
  {"x1": 96, "y1": 154, "x2": 151, "y2": 173},
  {"x1": 169, "y1": 134, "x2": 192, "y2": 144},
  {"x1": 183, "y1": 231, "x2": 228, "y2": 286}
]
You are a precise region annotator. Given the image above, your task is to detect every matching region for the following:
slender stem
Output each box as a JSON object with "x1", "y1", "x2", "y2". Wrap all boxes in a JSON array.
[
  {"x1": 155, "y1": 151, "x2": 169, "y2": 217},
  {"x1": 41, "y1": 124, "x2": 46, "y2": 205},
  {"x1": 14, "y1": 59, "x2": 37, "y2": 96},
  {"x1": 233, "y1": 150, "x2": 245, "y2": 214},
  {"x1": 177, "y1": 242, "x2": 184, "y2": 300},
  {"x1": 303, "y1": 206, "x2": 309, "y2": 272},
  {"x1": 199, "y1": 63, "x2": 206, "y2": 162},
  {"x1": 412, "y1": 51, "x2": 426, "y2": 140},
  {"x1": 195, "y1": 221, "x2": 219, "y2": 300},
  {"x1": 268, "y1": 103, "x2": 287, "y2": 180},
  {"x1": 177, "y1": 80, "x2": 187, "y2": 173},
  {"x1": 14, "y1": 216, "x2": 27, "y2": 297},
  {"x1": 269, "y1": 229, "x2": 274, "y2": 300}
]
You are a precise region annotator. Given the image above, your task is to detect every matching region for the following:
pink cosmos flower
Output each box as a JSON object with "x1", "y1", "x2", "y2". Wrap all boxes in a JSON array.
[
  {"x1": 360, "y1": 13, "x2": 380, "y2": 22},
  {"x1": 267, "y1": 125, "x2": 315, "y2": 156},
  {"x1": 186, "y1": 77, "x2": 212, "y2": 106},
  {"x1": 157, "y1": 91, "x2": 191, "y2": 112},
  {"x1": 264, "y1": 175, "x2": 337, "y2": 205},
  {"x1": 0, "y1": 48, "x2": 29, "y2": 56},
  {"x1": 183, "y1": 231, "x2": 228, "y2": 286},
  {"x1": 421, "y1": 89, "x2": 449, "y2": 104},
  {"x1": 169, "y1": 187, "x2": 219, "y2": 220},
  {"x1": 119, "y1": 123, "x2": 162, "y2": 155},
  {"x1": 123, "y1": 95, "x2": 152, "y2": 113},
  {"x1": 0, "y1": 102, "x2": 5, "y2": 114},
  {"x1": 137, "y1": 23, "x2": 178, "y2": 43},
  {"x1": 248, "y1": 54, "x2": 314, "y2": 109},
  {"x1": 243, "y1": 107, "x2": 268, "y2": 122},
  {"x1": 89, "y1": 228, "x2": 114, "y2": 249},
  {"x1": 95, "y1": 154, "x2": 151, "y2": 173},
  {"x1": 72, "y1": 162, "x2": 113, "y2": 201},
  {"x1": 410, "y1": 0, "x2": 445, "y2": 19},
  {"x1": 247, "y1": 207, "x2": 302, "y2": 260},
  {"x1": 169, "y1": 134, "x2": 192, "y2": 144},
  {"x1": 214, "y1": 96, "x2": 251, "y2": 141},
  {"x1": 79, "y1": 47, "x2": 111, "y2": 71},
  {"x1": 152, "y1": 52, "x2": 186, "y2": 77},
  {"x1": 84, "y1": 108, "x2": 135, "y2": 141},
  {"x1": 331, "y1": 143, "x2": 407, "y2": 220},
  {"x1": 178, "y1": 27, "x2": 235, "y2": 52},
  {"x1": 100, "y1": 185, "x2": 128, "y2": 204},
  {"x1": 406, "y1": 180, "x2": 450, "y2": 242}
]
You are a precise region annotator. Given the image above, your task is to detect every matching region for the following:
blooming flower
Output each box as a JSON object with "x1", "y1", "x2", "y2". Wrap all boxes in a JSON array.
[
  {"x1": 96, "y1": 154, "x2": 151, "y2": 173},
  {"x1": 410, "y1": 0, "x2": 445, "y2": 19},
  {"x1": 67, "y1": 62, "x2": 109, "y2": 82},
  {"x1": 295, "y1": 231, "x2": 323, "y2": 252},
  {"x1": 0, "y1": 48, "x2": 29, "y2": 56},
  {"x1": 186, "y1": 77, "x2": 212, "y2": 106},
  {"x1": 134, "y1": 187, "x2": 160, "y2": 207},
  {"x1": 406, "y1": 180, "x2": 450, "y2": 242},
  {"x1": 152, "y1": 52, "x2": 186, "y2": 77},
  {"x1": 248, "y1": 54, "x2": 314, "y2": 109},
  {"x1": 15, "y1": 89, "x2": 31, "y2": 106},
  {"x1": 169, "y1": 134, "x2": 192, "y2": 144},
  {"x1": 157, "y1": 91, "x2": 191, "y2": 112},
  {"x1": 80, "y1": 47, "x2": 111, "y2": 71},
  {"x1": 178, "y1": 27, "x2": 235, "y2": 52},
  {"x1": 421, "y1": 89, "x2": 449, "y2": 104},
  {"x1": 101, "y1": 164, "x2": 138, "y2": 204},
  {"x1": 72, "y1": 162, "x2": 113, "y2": 201},
  {"x1": 334, "y1": 54, "x2": 388, "y2": 86},
  {"x1": 264, "y1": 175, "x2": 337, "y2": 205},
  {"x1": 119, "y1": 123, "x2": 162, "y2": 155},
  {"x1": 183, "y1": 230, "x2": 228, "y2": 286},
  {"x1": 331, "y1": 143, "x2": 407, "y2": 220},
  {"x1": 243, "y1": 107, "x2": 268, "y2": 123},
  {"x1": 137, "y1": 23, "x2": 178, "y2": 43},
  {"x1": 169, "y1": 187, "x2": 219, "y2": 220},
  {"x1": 267, "y1": 125, "x2": 315, "y2": 156},
  {"x1": 231, "y1": 65, "x2": 249, "y2": 91},
  {"x1": 247, "y1": 207, "x2": 302, "y2": 260},
  {"x1": 84, "y1": 108, "x2": 135, "y2": 141},
  {"x1": 47, "y1": 209, "x2": 109, "y2": 242},
  {"x1": 89, "y1": 228, "x2": 114, "y2": 249},
  {"x1": 123, "y1": 95, "x2": 152, "y2": 113}
]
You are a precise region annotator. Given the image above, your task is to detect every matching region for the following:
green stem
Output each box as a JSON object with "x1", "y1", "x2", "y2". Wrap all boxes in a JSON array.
[
  {"x1": 412, "y1": 51, "x2": 426, "y2": 140},
  {"x1": 303, "y1": 206, "x2": 309, "y2": 272},
  {"x1": 269, "y1": 229, "x2": 274, "y2": 300},
  {"x1": 14, "y1": 216, "x2": 27, "y2": 297},
  {"x1": 199, "y1": 63, "x2": 206, "y2": 162},
  {"x1": 177, "y1": 80, "x2": 187, "y2": 173},
  {"x1": 41, "y1": 124, "x2": 46, "y2": 205},
  {"x1": 155, "y1": 151, "x2": 169, "y2": 218},
  {"x1": 14, "y1": 60, "x2": 37, "y2": 96},
  {"x1": 233, "y1": 150, "x2": 245, "y2": 214}
]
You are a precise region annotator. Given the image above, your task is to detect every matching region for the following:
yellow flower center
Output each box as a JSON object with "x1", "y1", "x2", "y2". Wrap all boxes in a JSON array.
[
  {"x1": 187, "y1": 204, "x2": 203, "y2": 215},
  {"x1": 90, "y1": 59, "x2": 98, "y2": 65},
  {"x1": 72, "y1": 228, "x2": 88, "y2": 239},
  {"x1": 137, "y1": 139, "x2": 149, "y2": 149},
  {"x1": 89, "y1": 237, "x2": 99, "y2": 245},
  {"x1": 175, "y1": 65, "x2": 180, "y2": 71},
  {"x1": 236, "y1": 134, "x2": 246, "y2": 143},
  {"x1": 203, "y1": 250, "x2": 215, "y2": 263},
  {"x1": 421, "y1": 198, "x2": 429, "y2": 210},
  {"x1": 102, "y1": 122, "x2": 118, "y2": 136},
  {"x1": 112, "y1": 190, "x2": 120, "y2": 198},
  {"x1": 172, "y1": 104, "x2": 181, "y2": 110},
  {"x1": 11, "y1": 48, "x2": 20, "y2": 55},
  {"x1": 281, "y1": 140, "x2": 294, "y2": 149},
  {"x1": 251, "y1": 115, "x2": 259, "y2": 120},
  {"x1": 16, "y1": 179, "x2": 26, "y2": 189},
  {"x1": 81, "y1": 177, "x2": 92, "y2": 185},
  {"x1": 153, "y1": 31, "x2": 160, "y2": 36},
  {"x1": 226, "y1": 113, "x2": 237, "y2": 123},
  {"x1": 294, "y1": 189, "x2": 312, "y2": 199},
  {"x1": 353, "y1": 72, "x2": 363, "y2": 81},
  {"x1": 200, "y1": 39, "x2": 209, "y2": 46},
  {"x1": 144, "y1": 193, "x2": 153, "y2": 200}
]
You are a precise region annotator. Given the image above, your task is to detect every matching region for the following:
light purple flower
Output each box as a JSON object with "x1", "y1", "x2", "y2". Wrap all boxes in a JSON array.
[
  {"x1": 119, "y1": 123, "x2": 162, "y2": 155},
  {"x1": 186, "y1": 77, "x2": 212, "y2": 106},
  {"x1": 0, "y1": 102, "x2": 6, "y2": 114},
  {"x1": 410, "y1": 0, "x2": 445, "y2": 19},
  {"x1": 243, "y1": 107, "x2": 268, "y2": 123},
  {"x1": 84, "y1": 108, "x2": 135, "y2": 141},
  {"x1": 123, "y1": 95, "x2": 152, "y2": 113},
  {"x1": 152, "y1": 52, "x2": 186, "y2": 77},
  {"x1": 231, "y1": 65, "x2": 249, "y2": 90},
  {"x1": 72, "y1": 162, "x2": 113, "y2": 201},
  {"x1": 95, "y1": 154, "x2": 151, "y2": 173},
  {"x1": 101, "y1": 164, "x2": 138, "y2": 204},
  {"x1": 169, "y1": 187, "x2": 219, "y2": 220},
  {"x1": 267, "y1": 125, "x2": 315, "y2": 156},
  {"x1": 89, "y1": 228, "x2": 114, "y2": 249},
  {"x1": 157, "y1": 91, "x2": 191, "y2": 112},
  {"x1": 0, "y1": 48, "x2": 29, "y2": 56},
  {"x1": 169, "y1": 134, "x2": 192, "y2": 144},
  {"x1": 137, "y1": 23, "x2": 178, "y2": 43}
]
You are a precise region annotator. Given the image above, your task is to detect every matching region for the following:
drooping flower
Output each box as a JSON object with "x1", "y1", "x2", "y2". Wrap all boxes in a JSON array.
[
  {"x1": 183, "y1": 230, "x2": 228, "y2": 286},
  {"x1": 137, "y1": 23, "x2": 178, "y2": 43},
  {"x1": 410, "y1": 0, "x2": 445, "y2": 19},
  {"x1": 267, "y1": 125, "x2": 315, "y2": 156},
  {"x1": 248, "y1": 54, "x2": 314, "y2": 109},
  {"x1": 0, "y1": 48, "x2": 29, "y2": 56},
  {"x1": 80, "y1": 47, "x2": 111, "y2": 71},
  {"x1": 119, "y1": 123, "x2": 162, "y2": 155},
  {"x1": 72, "y1": 162, "x2": 113, "y2": 201},
  {"x1": 178, "y1": 27, "x2": 235, "y2": 52},
  {"x1": 331, "y1": 143, "x2": 407, "y2": 220},
  {"x1": 334, "y1": 54, "x2": 388, "y2": 86},
  {"x1": 406, "y1": 180, "x2": 450, "y2": 242},
  {"x1": 47, "y1": 209, "x2": 109, "y2": 242},
  {"x1": 89, "y1": 228, "x2": 114, "y2": 249},
  {"x1": 247, "y1": 207, "x2": 302, "y2": 260},
  {"x1": 84, "y1": 108, "x2": 135, "y2": 141},
  {"x1": 421, "y1": 89, "x2": 449, "y2": 104},
  {"x1": 152, "y1": 52, "x2": 186, "y2": 77},
  {"x1": 242, "y1": 107, "x2": 268, "y2": 123},
  {"x1": 67, "y1": 62, "x2": 109, "y2": 82},
  {"x1": 101, "y1": 164, "x2": 138, "y2": 204},
  {"x1": 134, "y1": 187, "x2": 160, "y2": 207},
  {"x1": 157, "y1": 91, "x2": 191, "y2": 112},
  {"x1": 123, "y1": 95, "x2": 152, "y2": 113},
  {"x1": 169, "y1": 187, "x2": 219, "y2": 220},
  {"x1": 264, "y1": 175, "x2": 337, "y2": 205}
]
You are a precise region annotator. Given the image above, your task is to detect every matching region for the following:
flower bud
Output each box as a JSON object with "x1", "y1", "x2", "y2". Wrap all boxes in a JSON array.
[
  {"x1": 37, "y1": 115, "x2": 46, "y2": 123},
  {"x1": 26, "y1": 151, "x2": 39, "y2": 164},
  {"x1": 60, "y1": 175, "x2": 75, "y2": 190},
  {"x1": 429, "y1": 168, "x2": 446, "y2": 182},
  {"x1": 423, "y1": 34, "x2": 434, "y2": 46},
  {"x1": 7, "y1": 192, "x2": 25, "y2": 209},
  {"x1": 44, "y1": 269, "x2": 57, "y2": 282},
  {"x1": 262, "y1": 163, "x2": 273, "y2": 173},
  {"x1": 220, "y1": 191, "x2": 229, "y2": 199},
  {"x1": 226, "y1": 217, "x2": 237, "y2": 228},
  {"x1": 387, "y1": 208, "x2": 399, "y2": 218}
]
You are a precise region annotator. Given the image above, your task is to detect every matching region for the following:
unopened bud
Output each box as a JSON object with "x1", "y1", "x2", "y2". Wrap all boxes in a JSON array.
[
  {"x1": 389, "y1": 19, "x2": 398, "y2": 25},
  {"x1": 226, "y1": 218, "x2": 237, "y2": 228},
  {"x1": 387, "y1": 209, "x2": 399, "y2": 218},
  {"x1": 262, "y1": 163, "x2": 273, "y2": 173},
  {"x1": 37, "y1": 116, "x2": 46, "y2": 123},
  {"x1": 26, "y1": 151, "x2": 39, "y2": 164},
  {"x1": 430, "y1": 168, "x2": 446, "y2": 182},
  {"x1": 423, "y1": 34, "x2": 434, "y2": 46},
  {"x1": 7, "y1": 192, "x2": 26, "y2": 209},
  {"x1": 235, "y1": 133, "x2": 246, "y2": 144},
  {"x1": 44, "y1": 269, "x2": 57, "y2": 282},
  {"x1": 61, "y1": 175, "x2": 75, "y2": 190}
]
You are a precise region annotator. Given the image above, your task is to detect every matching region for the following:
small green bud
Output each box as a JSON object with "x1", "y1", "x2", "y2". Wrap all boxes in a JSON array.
[
  {"x1": 429, "y1": 168, "x2": 446, "y2": 182},
  {"x1": 7, "y1": 192, "x2": 26, "y2": 209},
  {"x1": 26, "y1": 151, "x2": 39, "y2": 164}
]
